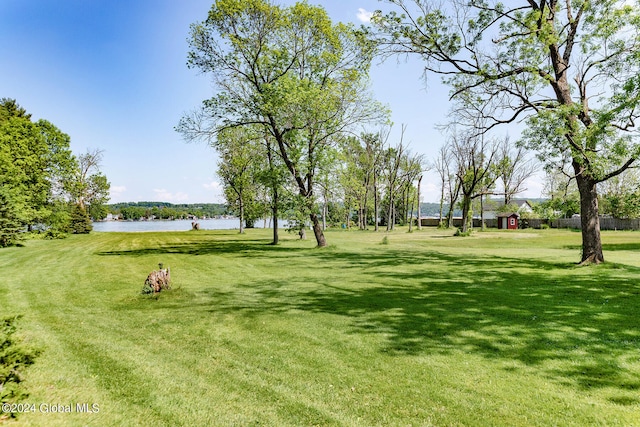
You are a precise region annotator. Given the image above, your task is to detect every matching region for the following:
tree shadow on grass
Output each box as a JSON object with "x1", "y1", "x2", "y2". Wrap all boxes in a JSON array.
[
  {"x1": 207, "y1": 250, "x2": 640, "y2": 398},
  {"x1": 96, "y1": 238, "x2": 309, "y2": 257},
  {"x1": 601, "y1": 242, "x2": 640, "y2": 251},
  {"x1": 117, "y1": 238, "x2": 640, "y2": 398},
  {"x1": 565, "y1": 242, "x2": 640, "y2": 252}
]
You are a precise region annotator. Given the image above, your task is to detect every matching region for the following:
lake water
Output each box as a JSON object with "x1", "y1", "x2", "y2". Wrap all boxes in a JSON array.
[{"x1": 91, "y1": 218, "x2": 273, "y2": 232}]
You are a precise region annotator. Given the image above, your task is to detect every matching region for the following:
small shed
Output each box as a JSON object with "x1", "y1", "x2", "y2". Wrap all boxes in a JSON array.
[{"x1": 497, "y1": 212, "x2": 520, "y2": 230}]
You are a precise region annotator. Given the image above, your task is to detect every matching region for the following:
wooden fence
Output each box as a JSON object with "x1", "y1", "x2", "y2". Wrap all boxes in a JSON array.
[
  {"x1": 420, "y1": 217, "x2": 640, "y2": 230},
  {"x1": 552, "y1": 217, "x2": 640, "y2": 231}
]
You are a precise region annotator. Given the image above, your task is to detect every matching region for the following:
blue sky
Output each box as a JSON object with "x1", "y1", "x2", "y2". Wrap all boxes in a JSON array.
[{"x1": 1, "y1": 0, "x2": 543, "y2": 204}]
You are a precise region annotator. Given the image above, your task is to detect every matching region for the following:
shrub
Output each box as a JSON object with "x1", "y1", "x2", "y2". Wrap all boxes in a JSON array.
[
  {"x1": 0, "y1": 316, "x2": 40, "y2": 418},
  {"x1": 141, "y1": 282, "x2": 155, "y2": 295},
  {"x1": 43, "y1": 228, "x2": 68, "y2": 240},
  {"x1": 454, "y1": 228, "x2": 473, "y2": 237}
]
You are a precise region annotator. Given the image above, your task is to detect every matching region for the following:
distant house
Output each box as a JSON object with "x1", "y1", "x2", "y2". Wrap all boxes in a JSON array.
[{"x1": 483, "y1": 199, "x2": 534, "y2": 220}]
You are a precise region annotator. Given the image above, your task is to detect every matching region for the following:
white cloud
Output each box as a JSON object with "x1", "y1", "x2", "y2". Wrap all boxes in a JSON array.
[
  {"x1": 203, "y1": 181, "x2": 225, "y2": 203},
  {"x1": 109, "y1": 185, "x2": 127, "y2": 203},
  {"x1": 153, "y1": 188, "x2": 189, "y2": 202},
  {"x1": 109, "y1": 185, "x2": 127, "y2": 198},
  {"x1": 420, "y1": 180, "x2": 440, "y2": 203},
  {"x1": 357, "y1": 8, "x2": 373, "y2": 23},
  {"x1": 522, "y1": 175, "x2": 545, "y2": 199},
  {"x1": 108, "y1": 185, "x2": 128, "y2": 203},
  {"x1": 203, "y1": 181, "x2": 222, "y2": 191}
]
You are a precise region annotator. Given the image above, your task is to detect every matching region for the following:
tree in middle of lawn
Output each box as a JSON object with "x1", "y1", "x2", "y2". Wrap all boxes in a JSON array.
[{"x1": 177, "y1": 0, "x2": 386, "y2": 247}]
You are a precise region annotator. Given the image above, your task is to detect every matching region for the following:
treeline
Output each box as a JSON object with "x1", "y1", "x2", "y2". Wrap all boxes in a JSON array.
[
  {"x1": 106, "y1": 202, "x2": 228, "y2": 221},
  {"x1": 0, "y1": 98, "x2": 110, "y2": 246},
  {"x1": 420, "y1": 203, "x2": 461, "y2": 218}
]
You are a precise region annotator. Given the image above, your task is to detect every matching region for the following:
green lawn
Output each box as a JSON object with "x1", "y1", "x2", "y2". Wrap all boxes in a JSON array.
[{"x1": 1, "y1": 227, "x2": 639, "y2": 426}]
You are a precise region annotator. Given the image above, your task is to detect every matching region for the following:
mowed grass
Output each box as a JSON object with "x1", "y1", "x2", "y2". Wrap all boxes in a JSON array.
[{"x1": 1, "y1": 227, "x2": 639, "y2": 426}]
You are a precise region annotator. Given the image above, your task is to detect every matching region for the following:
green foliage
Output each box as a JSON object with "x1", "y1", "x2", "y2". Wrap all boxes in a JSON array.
[
  {"x1": 598, "y1": 169, "x2": 640, "y2": 218},
  {"x1": 88, "y1": 203, "x2": 109, "y2": 221},
  {"x1": 68, "y1": 204, "x2": 92, "y2": 234},
  {"x1": 454, "y1": 228, "x2": 473, "y2": 237},
  {"x1": 43, "y1": 200, "x2": 71, "y2": 239},
  {"x1": 537, "y1": 196, "x2": 580, "y2": 219},
  {"x1": 0, "y1": 98, "x2": 31, "y2": 122},
  {"x1": 141, "y1": 283, "x2": 154, "y2": 295},
  {"x1": 109, "y1": 202, "x2": 228, "y2": 219},
  {"x1": 0, "y1": 99, "x2": 81, "y2": 240},
  {"x1": 601, "y1": 190, "x2": 640, "y2": 219},
  {"x1": 215, "y1": 127, "x2": 266, "y2": 231},
  {"x1": 0, "y1": 316, "x2": 40, "y2": 417},
  {"x1": 0, "y1": 187, "x2": 25, "y2": 247},
  {"x1": 65, "y1": 149, "x2": 110, "y2": 216},
  {"x1": 179, "y1": 0, "x2": 386, "y2": 246}
]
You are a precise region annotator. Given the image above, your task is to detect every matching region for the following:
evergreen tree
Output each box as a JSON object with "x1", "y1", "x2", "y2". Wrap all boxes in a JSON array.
[
  {"x1": 0, "y1": 188, "x2": 24, "y2": 247},
  {"x1": 68, "y1": 204, "x2": 92, "y2": 234}
]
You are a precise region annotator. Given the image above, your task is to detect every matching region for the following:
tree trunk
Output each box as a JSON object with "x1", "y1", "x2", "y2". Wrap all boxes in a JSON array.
[
  {"x1": 460, "y1": 194, "x2": 472, "y2": 233},
  {"x1": 387, "y1": 192, "x2": 394, "y2": 231},
  {"x1": 480, "y1": 193, "x2": 486, "y2": 231},
  {"x1": 266, "y1": 137, "x2": 278, "y2": 245},
  {"x1": 417, "y1": 175, "x2": 422, "y2": 230},
  {"x1": 323, "y1": 202, "x2": 327, "y2": 231},
  {"x1": 392, "y1": 203, "x2": 396, "y2": 230},
  {"x1": 576, "y1": 174, "x2": 604, "y2": 264},
  {"x1": 270, "y1": 124, "x2": 326, "y2": 247},
  {"x1": 363, "y1": 184, "x2": 369, "y2": 230},
  {"x1": 322, "y1": 189, "x2": 328, "y2": 231},
  {"x1": 446, "y1": 204, "x2": 454, "y2": 229},
  {"x1": 310, "y1": 212, "x2": 326, "y2": 247},
  {"x1": 271, "y1": 189, "x2": 279, "y2": 245},
  {"x1": 374, "y1": 173, "x2": 379, "y2": 232},
  {"x1": 408, "y1": 199, "x2": 414, "y2": 232},
  {"x1": 438, "y1": 179, "x2": 445, "y2": 228},
  {"x1": 272, "y1": 216, "x2": 279, "y2": 245},
  {"x1": 404, "y1": 188, "x2": 411, "y2": 226},
  {"x1": 239, "y1": 196, "x2": 244, "y2": 234}
]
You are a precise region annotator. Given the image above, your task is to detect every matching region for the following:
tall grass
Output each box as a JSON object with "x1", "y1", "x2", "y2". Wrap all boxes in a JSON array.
[{"x1": 0, "y1": 228, "x2": 639, "y2": 426}]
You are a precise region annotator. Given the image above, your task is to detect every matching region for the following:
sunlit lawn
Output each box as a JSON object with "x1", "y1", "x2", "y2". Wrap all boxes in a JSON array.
[{"x1": 1, "y1": 227, "x2": 639, "y2": 426}]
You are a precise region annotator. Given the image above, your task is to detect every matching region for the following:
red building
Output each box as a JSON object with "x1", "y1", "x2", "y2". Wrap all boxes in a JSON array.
[{"x1": 497, "y1": 212, "x2": 520, "y2": 230}]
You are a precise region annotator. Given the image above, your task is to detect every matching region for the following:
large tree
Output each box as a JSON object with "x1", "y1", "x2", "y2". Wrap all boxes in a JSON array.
[
  {"x1": 257, "y1": 132, "x2": 292, "y2": 244},
  {"x1": 178, "y1": 0, "x2": 385, "y2": 247},
  {"x1": 451, "y1": 130, "x2": 499, "y2": 233},
  {"x1": 371, "y1": 0, "x2": 640, "y2": 263},
  {"x1": 0, "y1": 99, "x2": 76, "y2": 234},
  {"x1": 496, "y1": 137, "x2": 538, "y2": 205},
  {"x1": 215, "y1": 127, "x2": 264, "y2": 233},
  {"x1": 66, "y1": 148, "x2": 110, "y2": 223}
]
